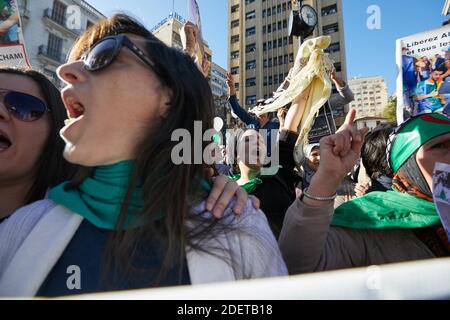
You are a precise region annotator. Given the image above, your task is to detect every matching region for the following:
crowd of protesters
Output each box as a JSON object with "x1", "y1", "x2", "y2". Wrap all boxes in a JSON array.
[{"x1": 0, "y1": 13, "x2": 449, "y2": 297}]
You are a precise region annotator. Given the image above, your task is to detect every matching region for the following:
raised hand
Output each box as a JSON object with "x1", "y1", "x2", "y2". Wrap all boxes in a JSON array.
[
  {"x1": 180, "y1": 21, "x2": 199, "y2": 58},
  {"x1": 303, "y1": 109, "x2": 369, "y2": 207}
]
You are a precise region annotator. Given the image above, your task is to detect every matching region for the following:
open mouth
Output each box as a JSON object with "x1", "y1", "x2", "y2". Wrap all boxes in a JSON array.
[
  {"x1": 0, "y1": 133, "x2": 12, "y2": 151},
  {"x1": 64, "y1": 96, "x2": 85, "y2": 126}
]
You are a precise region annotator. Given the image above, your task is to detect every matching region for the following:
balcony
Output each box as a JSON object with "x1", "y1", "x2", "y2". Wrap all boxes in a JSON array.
[
  {"x1": 19, "y1": 6, "x2": 30, "y2": 22},
  {"x1": 38, "y1": 45, "x2": 67, "y2": 65},
  {"x1": 42, "y1": 8, "x2": 81, "y2": 37}
]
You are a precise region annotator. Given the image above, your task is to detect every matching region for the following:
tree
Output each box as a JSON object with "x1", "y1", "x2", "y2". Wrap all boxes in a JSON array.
[{"x1": 383, "y1": 96, "x2": 397, "y2": 122}]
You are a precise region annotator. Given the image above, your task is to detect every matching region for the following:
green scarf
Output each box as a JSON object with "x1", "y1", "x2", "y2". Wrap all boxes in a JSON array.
[
  {"x1": 332, "y1": 191, "x2": 440, "y2": 229},
  {"x1": 49, "y1": 161, "x2": 144, "y2": 230},
  {"x1": 229, "y1": 174, "x2": 263, "y2": 193}
]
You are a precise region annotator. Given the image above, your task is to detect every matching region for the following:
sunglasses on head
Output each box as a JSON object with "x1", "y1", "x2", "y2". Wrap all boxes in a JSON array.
[
  {"x1": 0, "y1": 89, "x2": 50, "y2": 122},
  {"x1": 81, "y1": 34, "x2": 156, "y2": 72}
]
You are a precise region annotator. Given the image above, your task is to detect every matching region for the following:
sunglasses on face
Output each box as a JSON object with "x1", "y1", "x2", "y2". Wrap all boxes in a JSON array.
[
  {"x1": 0, "y1": 89, "x2": 50, "y2": 122},
  {"x1": 81, "y1": 34, "x2": 156, "y2": 72}
]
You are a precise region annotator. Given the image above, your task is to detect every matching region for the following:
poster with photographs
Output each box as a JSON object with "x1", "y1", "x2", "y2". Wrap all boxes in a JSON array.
[
  {"x1": 0, "y1": 0, "x2": 29, "y2": 67},
  {"x1": 433, "y1": 162, "x2": 450, "y2": 239},
  {"x1": 396, "y1": 25, "x2": 450, "y2": 124}
]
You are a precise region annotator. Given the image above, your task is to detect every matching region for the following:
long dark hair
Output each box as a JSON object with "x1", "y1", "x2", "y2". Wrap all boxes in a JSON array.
[
  {"x1": 0, "y1": 67, "x2": 78, "y2": 204},
  {"x1": 67, "y1": 14, "x2": 231, "y2": 286}
]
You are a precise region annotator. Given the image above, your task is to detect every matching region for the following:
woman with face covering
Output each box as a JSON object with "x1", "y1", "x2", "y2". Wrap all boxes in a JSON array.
[
  {"x1": 279, "y1": 111, "x2": 450, "y2": 274},
  {"x1": 0, "y1": 67, "x2": 78, "y2": 222},
  {"x1": 0, "y1": 14, "x2": 286, "y2": 297}
]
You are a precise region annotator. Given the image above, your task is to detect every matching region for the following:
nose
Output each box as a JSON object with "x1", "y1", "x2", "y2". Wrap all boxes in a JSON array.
[{"x1": 57, "y1": 60, "x2": 88, "y2": 85}]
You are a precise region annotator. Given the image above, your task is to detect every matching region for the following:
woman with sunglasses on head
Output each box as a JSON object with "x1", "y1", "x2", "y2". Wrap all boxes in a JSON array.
[
  {"x1": 279, "y1": 111, "x2": 450, "y2": 275},
  {"x1": 0, "y1": 67, "x2": 78, "y2": 223},
  {"x1": 0, "y1": 14, "x2": 286, "y2": 297}
]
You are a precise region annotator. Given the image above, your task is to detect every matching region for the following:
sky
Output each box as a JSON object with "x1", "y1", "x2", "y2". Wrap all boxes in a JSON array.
[{"x1": 86, "y1": 0, "x2": 449, "y2": 95}]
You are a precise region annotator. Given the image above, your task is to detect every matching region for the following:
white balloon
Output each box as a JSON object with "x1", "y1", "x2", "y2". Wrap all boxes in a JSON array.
[{"x1": 213, "y1": 117, "x2": 224, "y2": 132}]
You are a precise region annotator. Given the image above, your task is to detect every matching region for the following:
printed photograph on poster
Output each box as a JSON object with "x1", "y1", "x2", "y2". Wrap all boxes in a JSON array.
[
  {"x1": 396, "y1": 26, "x2": 450, "y2": 124},
  {"x1": 0, "y1": 0, "x2": 29, "y2": 67},
  {"x1": 433, "y1": 162, "x2": 450, "y2": 239}
]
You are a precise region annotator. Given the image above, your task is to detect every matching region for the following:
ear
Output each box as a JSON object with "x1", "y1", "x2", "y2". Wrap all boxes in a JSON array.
[{"x1": 158, "y1": 87, "x2": 173, "y2": 118}]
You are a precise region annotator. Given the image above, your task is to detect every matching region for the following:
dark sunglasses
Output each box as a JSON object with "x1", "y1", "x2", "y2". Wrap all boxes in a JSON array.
[
  {"x1": 81, "y1": 34, "x2": 156, "y2": 72},
  {"x1": 0, "y1": 89, "x2": 50, "y2": 122}
]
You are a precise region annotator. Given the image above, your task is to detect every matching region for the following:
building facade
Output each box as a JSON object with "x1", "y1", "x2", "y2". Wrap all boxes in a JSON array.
[
  {"x1": 151, "y1": 12, "x2": 213, "y2": 79},
  {"x1": 16, "y1": 0, "x2": 104, "y2": 85},
  {"x1": 227, "y1": 0, "x2": 347, "y2": 113},
  {"x1": 348, "y1": 76, "x2": 389, "y2": 118},
  {"x1": 211, "y1": 62, "x2": 228, "y2": 98}
]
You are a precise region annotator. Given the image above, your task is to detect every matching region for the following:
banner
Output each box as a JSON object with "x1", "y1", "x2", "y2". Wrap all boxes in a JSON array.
[
  {"x1": 0, "y1": 0, "x2": 29, "y2": 67},
  {"x1": 187, "y1": 0, "x2": 205, "y2": 68},
  {"x1": 396, "y1": 26, "x2": 450, "y2": 124}
]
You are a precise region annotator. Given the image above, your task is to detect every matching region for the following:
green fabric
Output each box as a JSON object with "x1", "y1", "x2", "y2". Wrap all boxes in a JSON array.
[
  {"x1": 390, "y1": 113, "x2": 450, "y2": 173},
  {"x1": 229, "y1": 174, "x2": 263, "y2": 193},
  {"x1": 332, "y1": 191, "x2": 440, "y2": 229},
  {"x1": 49, "y1": 161, "x2": 145, "y2": 230}
]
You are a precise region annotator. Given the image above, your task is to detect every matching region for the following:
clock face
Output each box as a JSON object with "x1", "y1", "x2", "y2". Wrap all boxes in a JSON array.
[{"x1": 301, "y1": 5, "x2": 318, "y2": 27}]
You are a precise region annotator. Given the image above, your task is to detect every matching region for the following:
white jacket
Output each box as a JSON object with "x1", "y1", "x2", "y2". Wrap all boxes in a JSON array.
[{"x1": 0, "y1": 199, "x2": 287, "y2": 297}]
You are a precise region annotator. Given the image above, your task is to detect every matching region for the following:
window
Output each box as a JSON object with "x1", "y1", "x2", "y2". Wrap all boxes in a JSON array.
[
  {"x1": 267, "y1": 9, "x2": 271, "y2": 17},
  {"x1": 246, "y1": 95, "x2": 257, "y2": 105},
  {"x1": 323, "y1": 23, "x2": 339, "y2": 35},
  {"x1": 278, "y1": 38, "x2": 282, "y2": 47},
  {"x1": 277, "y1": 5, "x2": 281, "y2": 13},
  {"x1": 246, "y1": 43, "x2": 256, "y2": 53},
  {"x1": 288, "y1": 2, "x2": 292, "y2": 10},
  {"x1": 282, "y1": 3, "x2": 286, "y2": 11},
  {"x1": 268, "y1": 58, "x2": 272, "y2": 67},
  {"x1": 52, "y1": 1, "x2": 67, "y2": 25},
  {"x1": 289, "y1": 53, "x2": 294, "y2": 62},
  {"x1": 263, "y1": 59, "x2": 268, "y2": 68},
  {"x1": 246, "y1": 60, "x2": 256, "y2": 70},
  {"x1": 273, "y1": 57, "x2": 278, "y2": 66},
  {"x1": 47, "y1": 33, "x2": 63, "y2": 61},
  {"x1": 246, "y1": 27, "x2": 256, "y2": 37},
  {"x1": 267, "y1": 24, "x2": 271, "y2": 33},
  {"x1": 246, "y1": 11, "x2": 256, "y2": 20},
  {"x1": 263, "y1": 26, "x2": 266, "y2": 34},
  {"x1": 322, "y1": 4, "x2": 337, "y2": 16},
  {"x1": 263, "y1": 42, "x2": 267, "y2": 51},
  {"x1": 264, "y1": 76, "x2": 268, "y2": 86},
  {"x1": 231, "y1": 5, "x2": 239, "y2": 13},
  {"x1": 86, "y1": 20, "x2": 94, "y2": 30},
  {"x1": 268, "y1": 41, "x2": 272, "y2": 50},
  {"x1": 268, "y1": 76, "x2": 273, "y2": 85},
  {"x1": 274, "y1": 75, "x2": 278, "y2": 84},
  {"x1": 334, "y1": 62, "x2": 342, "y2": 72},
  {"x1": 231, "y1": 50, "x2": 239, "y2": 59},
  {"x1": 283, "y1": 37, "x2": 288, "y2": 46},
  {"x1": 231, "y1": 35, "x2": 239, "y2": 44},
  {"x1": 262, "y1": 9, "x2": 266, "y2": 18},
  {"x1": 272, "y1": 22, "x2": 276, "y2": 32},
  {"x1": 278, "y1": 21, "x2": 282, "y2": 30},
  {"x1": 279, "y1": 55, "x2": 283, "y2": 65},
  {"x1": 279, "y1": 74, "x2": 284, "y2": 83},
  {"x1": 231, "y1": 67, "x2": 239, "y2": 75},
  {"x1": 231, "y1": 20, "x2": 239, "y2": 28},
  {"x1": 245, "y1": 0, "x2": 255, "y2": 4},
  {"x1": 325, "y1": 42, "x2": 340, "y2": 53},
  {"x1": 245, "y1": 78, "x2": 256, "y2": 87},
  {"x1": 283, "y1": 19, "x2": 287, "y2": 28}
]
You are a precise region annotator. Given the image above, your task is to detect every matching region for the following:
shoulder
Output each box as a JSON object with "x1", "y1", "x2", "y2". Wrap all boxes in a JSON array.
[{"x1": 0, "y1": 199, "x2": 58, "y2": 273}]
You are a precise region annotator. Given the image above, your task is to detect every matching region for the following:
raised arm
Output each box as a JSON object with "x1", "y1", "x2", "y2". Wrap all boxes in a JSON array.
[{"x1": 226, "y1": 72, "x2": 260, "y2": 128}]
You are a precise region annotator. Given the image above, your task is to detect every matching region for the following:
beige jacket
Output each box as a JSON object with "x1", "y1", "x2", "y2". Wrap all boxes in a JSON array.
[{"x1": 278, "y1": 198, "x2": 436, "y2": 275}]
